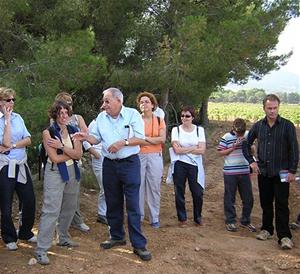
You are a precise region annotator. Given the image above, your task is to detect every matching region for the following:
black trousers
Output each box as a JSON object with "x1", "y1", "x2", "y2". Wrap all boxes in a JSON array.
[
  {"x1": 173, "y1": 161, "x2": 203, "y2": 224},
  {"x1": 0, "y1": 165, "x2": 35, "y2": 243},
  {"x1": 258, "y1": 174, "x2": 291, "y2": 241}
]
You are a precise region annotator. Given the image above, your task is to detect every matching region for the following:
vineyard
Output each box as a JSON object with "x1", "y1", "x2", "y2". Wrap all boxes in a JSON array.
[{"x1": 208, "y1": 102, "x2": 300, "y2": 126}]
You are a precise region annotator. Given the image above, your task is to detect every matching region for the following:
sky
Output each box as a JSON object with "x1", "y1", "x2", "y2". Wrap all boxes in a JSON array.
[
  {"x1": 226, "y1": 17, "x2": 300, "y2": 92},
  {"x1": 276, "y1": 17, "x2": 300, "y2": 76}
]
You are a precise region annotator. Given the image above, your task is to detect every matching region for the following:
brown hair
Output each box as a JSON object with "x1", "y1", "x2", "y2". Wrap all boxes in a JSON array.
[
  {"x1": 55, "y1": 92, "x2": 73, "y2": 105},
  {"x1": 0, "y1": 87, "x2": 16, "y2": 100},
  {"x1": 263, "y1": 94, "x2": 280, "y2": 107},
  {"x1": 181, "y1": 105, "x2": 196, "y2": 118},
  {"x1": 48, "y1": 100, "x2": 72, "y2": 120},
  {"x1": 136, "y1": 91, "x2": 158, "y2": 110},
  {"x1": 232, "y1": 118, "x2": 246, "y2": 134}
]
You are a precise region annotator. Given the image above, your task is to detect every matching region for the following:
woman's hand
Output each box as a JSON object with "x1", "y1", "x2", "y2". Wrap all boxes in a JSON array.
[
  {"x1": 3, "y1": 105, "x2": 13, "y2": 119},
  {"x1": 0, "y1": 145, "x2": 10, "y2": 154},
  {"x1": 47, "y1": 136, "x2": 63, "y2": 149}
]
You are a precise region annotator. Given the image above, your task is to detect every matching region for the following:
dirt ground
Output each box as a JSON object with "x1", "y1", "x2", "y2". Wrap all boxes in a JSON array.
[{"x1": 1, "y1": 121, "x2": 300, "y2": 274}]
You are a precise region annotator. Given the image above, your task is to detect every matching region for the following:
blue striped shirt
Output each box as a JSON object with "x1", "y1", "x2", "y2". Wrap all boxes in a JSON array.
[{"x1": 218, "y1": 131, "x2": 250, "y2": 175}]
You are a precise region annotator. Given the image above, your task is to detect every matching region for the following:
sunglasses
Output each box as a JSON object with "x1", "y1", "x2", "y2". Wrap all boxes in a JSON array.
[
  {"x1": 181, "y1": 114, "x2": 192, "y2": 118},
  {"x1": 3, "y1": 98, "x2": 16, "y2": 103}
]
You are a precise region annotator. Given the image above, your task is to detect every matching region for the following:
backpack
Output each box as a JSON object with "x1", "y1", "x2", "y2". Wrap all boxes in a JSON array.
[{"x1": 38, "y1": 124, "x2": 76, "y2": 180}]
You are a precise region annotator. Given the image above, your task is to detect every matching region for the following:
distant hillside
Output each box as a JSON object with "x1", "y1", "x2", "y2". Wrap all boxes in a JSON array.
[{"x1": 226, "y1": 70, "x2": 300, "y2": 93}]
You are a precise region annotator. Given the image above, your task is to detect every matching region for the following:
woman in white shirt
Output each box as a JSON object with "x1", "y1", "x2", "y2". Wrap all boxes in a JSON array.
[{"x1": 171, "y1": 106, "x2": 206, "y2": 226}]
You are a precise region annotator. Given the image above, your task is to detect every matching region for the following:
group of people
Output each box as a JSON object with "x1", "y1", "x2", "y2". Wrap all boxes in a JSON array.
[
  {"x1": 218, "y1": 94, "x2": 299, "y2": 250},
  {"x1": 0, "y1": 87, "x2": 299, "y2": 265}
]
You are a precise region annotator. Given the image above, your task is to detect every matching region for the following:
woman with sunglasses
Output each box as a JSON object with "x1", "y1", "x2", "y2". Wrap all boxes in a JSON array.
[
  {"x1": 54, "y1": 92, "x2": 90, "y2": 232},
  {"x1": 0, "y1": 87, "x2": 36, "y2": 251},
  {"x1": 136, "y1": 91, "x2": 166, "y2": 228},
  {"x1": 171, "y1": 106, "x2": 206, "y2": 227},
  {"x1": 35, "y1": 100, "x2": 82, "y2": 265}
]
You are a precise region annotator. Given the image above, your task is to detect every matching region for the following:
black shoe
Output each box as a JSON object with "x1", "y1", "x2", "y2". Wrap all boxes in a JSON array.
[
  {"x1": 133, "y1": 248, "x2": 152, "y2": 261},
  {"x1": 97, "y1": 215, "x2": 108, "y2": 225},
  {"x1": 100, "y1": 239, "x2": 126, "y2": 249}
]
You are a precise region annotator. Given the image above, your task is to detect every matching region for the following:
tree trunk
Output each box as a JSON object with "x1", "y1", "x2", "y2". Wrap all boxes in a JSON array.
[{"x1": 199, "y1": 98, "x2": 209, "y2": 128}]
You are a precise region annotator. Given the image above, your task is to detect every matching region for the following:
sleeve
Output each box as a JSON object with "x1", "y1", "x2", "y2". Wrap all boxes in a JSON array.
[
  {"x1": 287, "y1": 122, "x2": 299, "y2": 174},
  {"x1": 171, "y1": 126, "x2": 179, "y2": 142},
  {"x1": 197, "y1": 127, "x2": 206, "y2": 143},
  {"x1": 217, "y1": 134, "x2": 228, "y2": 151},
  {"x1": 20, "y1": 116, "x2": 31, "y2": 138},
  {"x1": 90, "y1": 114, "x2": 102, "y2": 142},
  {"x1": 130, "y1": 109, "x2": 145, "y2": 139},
  {"x1": 243, "y1": 124, "x2": 257, "y2": 164}
]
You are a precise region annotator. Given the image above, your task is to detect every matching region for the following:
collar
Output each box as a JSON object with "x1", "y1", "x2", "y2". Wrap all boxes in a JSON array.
[
  {"x1": 0, "y1": 112, "x2": 17, "y2": 119},
  {"x1": 262, "y1": 115, "x2": 281, "y2": 125},
  {"x1": 105, "y1": 105, "x2": 124, "y2": 119}
]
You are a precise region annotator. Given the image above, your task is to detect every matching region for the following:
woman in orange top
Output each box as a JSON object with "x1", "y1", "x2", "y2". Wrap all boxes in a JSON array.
[{"x1": 136, "y1": 92, "x2": 166, "y2": 228}]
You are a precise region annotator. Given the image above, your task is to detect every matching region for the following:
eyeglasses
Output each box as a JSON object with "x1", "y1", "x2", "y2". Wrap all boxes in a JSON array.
[
  {"x1": 181, "y1": 114, "x2": 192, "y2": 118},
  {"x1": 3, "y1": 98, "x2": 16, "y2": 103}
]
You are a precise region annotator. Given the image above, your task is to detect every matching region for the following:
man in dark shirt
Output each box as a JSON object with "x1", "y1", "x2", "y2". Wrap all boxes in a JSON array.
[{"x1": 244, "y1": 94, "x2": 299, "y2": 250}]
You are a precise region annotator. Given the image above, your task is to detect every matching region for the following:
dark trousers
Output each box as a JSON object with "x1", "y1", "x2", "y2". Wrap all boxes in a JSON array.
[
  {"x1": 0, "y1": 165, "x2": 35, "y2": 243},
  {"x1": 173, "y1": 161, "x2": 203, "y2": 224},
  {"x1": 258, "y1": 174, "x2": 291, "y2": 241},
  {"x1": 223, "y1": 174, "x2": 253, "y2": 225},
  {"x1": 103, "y1": 155, "x2": 147, "y2": 249}
]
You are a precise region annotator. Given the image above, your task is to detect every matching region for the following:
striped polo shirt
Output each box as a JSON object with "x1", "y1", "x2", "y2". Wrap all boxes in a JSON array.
[{"x1": 217, "y1": 131, "x2": 250, "y2": 175}]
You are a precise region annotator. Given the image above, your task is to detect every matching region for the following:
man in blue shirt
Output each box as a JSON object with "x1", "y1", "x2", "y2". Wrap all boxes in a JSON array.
[{"x1": 73, "y1": 87, "x2": 151, "y2": 261}]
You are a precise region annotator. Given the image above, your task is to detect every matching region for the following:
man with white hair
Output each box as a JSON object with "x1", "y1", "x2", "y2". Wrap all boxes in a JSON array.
[{"x1": 73, "y1": 87, "x2": 151, "y2": 261}]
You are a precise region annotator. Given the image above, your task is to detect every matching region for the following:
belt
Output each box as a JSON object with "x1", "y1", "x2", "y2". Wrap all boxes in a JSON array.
[{"x1": 105, "y1": 154, "x2": 137, "y2": 162}]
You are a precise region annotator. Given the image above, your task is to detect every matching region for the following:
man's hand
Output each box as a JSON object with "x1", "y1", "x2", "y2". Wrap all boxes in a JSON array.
[
  {"x1": 287, "y1": 173, "x2": 296, "y2": 183},
  {"x1": 250, "y1": 162, "x2": 260, "y2": 174},
  {"x1": 108, "y1": 140, "x2": 125, "y2": 153}
]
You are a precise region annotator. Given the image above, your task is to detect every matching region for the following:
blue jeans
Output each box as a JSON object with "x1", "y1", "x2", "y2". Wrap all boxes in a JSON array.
[
  {"x1": 103, "y1": 155, "x2": 147, "y2": 249},
  {"x1": 258, "y1": 174, "x2": 291, "y2": 241},
  {"x1": 0, "y1": 165, "x2": 35, "y2": 243},
  {"x1": 173, "y1": 161, "x2": 203, "y2": 224},
  {"x1": 223, "y1": 174, "x2": 253, "y2": 225}
]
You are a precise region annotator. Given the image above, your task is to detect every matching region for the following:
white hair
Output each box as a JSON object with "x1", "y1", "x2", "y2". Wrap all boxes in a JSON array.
[{"x1": 103, "y1": 87, "x2": 123, "y2": 104}]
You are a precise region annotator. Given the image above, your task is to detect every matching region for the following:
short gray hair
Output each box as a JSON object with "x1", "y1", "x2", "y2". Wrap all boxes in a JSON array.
[{"x1": 103, "y1": 87, "x2": 123, "y2": 104}]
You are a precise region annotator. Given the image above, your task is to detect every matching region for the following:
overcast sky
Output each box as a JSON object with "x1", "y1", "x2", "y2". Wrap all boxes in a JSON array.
[{"x1": 276, "y1": 17, "x2": 299, "y2": 76}]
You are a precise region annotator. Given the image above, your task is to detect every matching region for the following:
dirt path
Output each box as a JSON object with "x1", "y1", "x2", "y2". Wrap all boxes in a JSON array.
[{"x1": 1, "y1": 121, "x2": 300, "y2": 274}]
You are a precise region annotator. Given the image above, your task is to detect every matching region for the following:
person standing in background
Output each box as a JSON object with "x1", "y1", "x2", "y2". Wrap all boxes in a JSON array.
[
  {"x1": 0, "y1": 87, "x2": 36, "y2": 251},
  {"x1": 171, "y1": 106, "x2": 206, "y2": 227},
  {"x1": 243, "y1": 94, "x2": 299, "y2": 250},
  {"x1": 72, "y1": 87, "x2": 151, "y2": 261},
  {"x1": 136, "y1": 91, "x2": 166, "y2": 228},
  {"x1": 83, "y1": 118, "x2": 107, "y2": 225},
  {"x1": 218, "y1": 118, "x2": 256, "y2": 233},
  {"x1": 54, "y1": 92, "x2": 90, "y2": 233}
]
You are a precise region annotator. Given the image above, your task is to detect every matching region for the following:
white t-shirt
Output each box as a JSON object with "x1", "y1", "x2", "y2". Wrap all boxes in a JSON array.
[
  {"x1": 153, "y1": 106, "x2": 165, "y2": 119},
  {"x1": 171, "y1": 125, "x2": 206, "y2": 166}
]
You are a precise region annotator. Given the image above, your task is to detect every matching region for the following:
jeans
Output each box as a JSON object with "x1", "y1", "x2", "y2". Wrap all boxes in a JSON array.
[
  {"x1": 103, "y1": 155, "x2": 147, "y2": 249},
  {"x1": 258, "y1": 174, "x2": 291, "y2": 241},
  {"x1": 173, "y1": 161, "x2": 203, "y2": 224},
  {"x1": 223, "y1": 174, "x2": 253, "y2": 225},
  {"x1": 0, "y1": 165, "x2": 35, "y2": 243}
]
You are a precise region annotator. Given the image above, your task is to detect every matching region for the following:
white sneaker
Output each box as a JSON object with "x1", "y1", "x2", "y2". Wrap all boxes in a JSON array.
[
  {"x1": 27, "y1": 235, "x2": 37, "y2": 243},
  {"x1": 6, "y1": 242, "x2": 18, "y2": 251},
  {"x1": 280, "y1": 237, "x2": 294, "y2": 250},
  {"x1": 72, "y1": 223, "x2": 90, "y2": 232}
]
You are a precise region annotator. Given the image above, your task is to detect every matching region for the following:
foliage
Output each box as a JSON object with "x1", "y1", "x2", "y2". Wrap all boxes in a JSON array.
[
  {"x1": 211, "y1": 88, "x2": 300, "y2": 104},
  {"x1": 208, "y1": 102, "x2": 300, "y2": 126}
]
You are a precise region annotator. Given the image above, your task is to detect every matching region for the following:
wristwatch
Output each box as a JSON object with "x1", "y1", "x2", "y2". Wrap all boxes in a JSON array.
[
  {"x1": 124, "y1": 139, "x2": 129, "y2": 146},
  {"x1": 12, "y1": 143, "x2": 17, "y2": 149}
]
